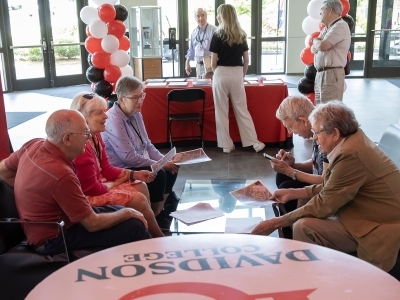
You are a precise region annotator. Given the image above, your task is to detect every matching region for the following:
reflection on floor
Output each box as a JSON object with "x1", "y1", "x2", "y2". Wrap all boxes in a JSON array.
[{"x1": 4, "y1": 76, "x2": 400, "y2": 237}]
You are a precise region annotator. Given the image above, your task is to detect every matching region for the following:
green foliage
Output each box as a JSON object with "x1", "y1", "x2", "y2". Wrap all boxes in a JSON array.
[
  {"x1": 14, "y1": 48, "x2": 43, "y2": 62},
  {"x1": 54, "y1": 39, "x2": 80, "y2": 60}
]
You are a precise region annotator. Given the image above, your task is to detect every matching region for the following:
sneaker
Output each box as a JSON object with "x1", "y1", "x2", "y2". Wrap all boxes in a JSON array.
[
  {"x1": 156, "y1": 210, "x2": 173, "y2": 231},
  {"x1": 253, "y1": 141, "x2": 265, "y2": 152},
  {"x1": 164, "y1": 191, "x2": 180, "y2": 213},
  {"x1": 223, "y1": 145, "x2": 235, "y2": 153}
]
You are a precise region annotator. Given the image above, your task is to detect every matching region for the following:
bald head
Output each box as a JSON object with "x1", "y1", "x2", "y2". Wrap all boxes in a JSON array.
[{"x1": 46, "y1": 109, "x2": 86, "y2": 144}]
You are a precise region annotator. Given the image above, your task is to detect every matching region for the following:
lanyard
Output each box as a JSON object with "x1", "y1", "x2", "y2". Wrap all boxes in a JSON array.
[
  {"x1": 91, "y1": 136, "x2": 101, "y2": 165},
  {"x1": 129, "y1": 119, "x2": 145, "y2": 149},
  {"x1": 195, "y1": 24, "x2": 208, "y2": 44}
]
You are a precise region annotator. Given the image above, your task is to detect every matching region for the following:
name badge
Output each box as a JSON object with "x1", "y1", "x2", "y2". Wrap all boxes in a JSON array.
[{"x1": 195, "y1": 44, "x2": 204, "y2": 57}]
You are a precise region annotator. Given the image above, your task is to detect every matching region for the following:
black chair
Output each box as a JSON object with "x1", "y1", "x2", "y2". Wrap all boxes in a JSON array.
[
  {"x1": 167, "y1": 88, "x2": 206, "y2": 148},
  {"x1": 0, "y1": 180, "x2": 100, "y2": 299}
]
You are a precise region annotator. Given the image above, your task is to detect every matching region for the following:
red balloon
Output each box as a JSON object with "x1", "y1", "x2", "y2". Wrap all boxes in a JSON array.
[
  {"x1": 98, "y1": 4, "x2": 116, "y2": 23},
  {"x1": 300, "y1": 47, "x2": 314, "y2": 66},
  {"x1": 305, "y1": 31, "x2": 320, "y2": 47},
  {"x1": 92, "y1": 51, "x2": 111, "y2": 69},
  {"x1": 104, "y1": 65, "x2": 122, "y2": 83},
  {"x1": 118, "y1": 35, "x2": 130, "y2": 51},
  {"x1": 319, "y1": 23, "x2": 326, "y2": 31},
  {"x1": 306, "y1": 93, "x2": 315, "y2": 105},
  {"x1": 85, "y1": 36, "x2": 102, "y2": 54},
  {"x1": 108, "y1": 20, "x2": 126, "y2": 38},
  {"x1": 340, "y1": 0, "x2": 350, "y2": 16},
  {"x1": 86, "y1": 25, "x2": 91, "y2": 37}
]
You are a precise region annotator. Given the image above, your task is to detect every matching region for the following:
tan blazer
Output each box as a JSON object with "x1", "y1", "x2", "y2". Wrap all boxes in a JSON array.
[{"x1": 286, "y1": 129, "x2": 400, "y2": 271}]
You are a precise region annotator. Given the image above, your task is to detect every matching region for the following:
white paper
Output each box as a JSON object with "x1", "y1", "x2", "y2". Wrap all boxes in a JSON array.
[
  {"x1": 244, "y1": 80, "x2": 259, "y2": 85},
  {"x1": 172, "y1": 148, "x2": 211, "y2": 165},
  {"x1": 166, "y1": 78, "x2": 187, "y2": 82},
  {"x1": 146, "y1": 82, "x2": 168, "y2": 87},
  {"x1": 168, "y1": 82, "x2": 189, "y2": 87},
  {"x1": 170, "y1": 202, "x2": 224, "y2": 225},
  {"x1": 150, "y1": 147, "x2": 176, "y2": 173},
  {"x1": 225, "y1": 217, "x2": 263, "y2": 234},
  {"x1": 230, "y1": 180, "x2": 277, "y2": 206}
]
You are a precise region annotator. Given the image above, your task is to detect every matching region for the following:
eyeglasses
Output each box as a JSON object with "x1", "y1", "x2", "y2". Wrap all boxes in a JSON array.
[
  {"x1": 83, "y1": 93, "x2": 95, "y2": 100},
  {"x1": 69, "y1": 132, "x2": 92, "y2": 139},
  {"x1": 311, "y1": 129, "x2": 325, "y2": 136},
  {"x1": 124, "y1": 92, "x2": 146, "y2": 102}
]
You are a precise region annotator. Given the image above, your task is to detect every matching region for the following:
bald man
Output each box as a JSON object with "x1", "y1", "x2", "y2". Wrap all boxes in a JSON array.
[
  {"x1": 0, "y1": 109, "x2": 150, "y2": 256},
  {"x1": 185, "y1": 7, "x2": 217, "y2": 78}
]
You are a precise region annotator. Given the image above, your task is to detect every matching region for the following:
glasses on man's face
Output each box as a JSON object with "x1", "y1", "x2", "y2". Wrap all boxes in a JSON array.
[
  {"x1": 124, "y1": 92, "x2": 146, "y2": 102},
  {"x1": 83, "y1": 93, "x2": 95, "y2": 100},
  {"x1": 311, "y1": 129, "x2": 325, "y2": 137},
  {"x1": 69, "y1": 131, "x2": 92, "y2": 139}
]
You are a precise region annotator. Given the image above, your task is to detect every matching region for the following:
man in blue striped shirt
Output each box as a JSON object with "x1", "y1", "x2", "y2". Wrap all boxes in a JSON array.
[{"x1": 185, "y1": 8, "x2": 217, "y2": 79}]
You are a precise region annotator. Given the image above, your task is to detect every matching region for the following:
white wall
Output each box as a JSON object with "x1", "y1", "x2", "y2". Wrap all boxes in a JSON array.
[
  {"x1": 120, "y1": 0, "x2": 157, "y2": 8},
  {"x1": 286, "y1": 0, "x2": 309, "y2": 74}
]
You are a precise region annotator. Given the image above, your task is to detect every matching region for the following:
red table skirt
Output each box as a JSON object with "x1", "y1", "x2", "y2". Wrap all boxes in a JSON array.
[{"x1": 141, "y1": 82, "x2": 291, "y2": 147}]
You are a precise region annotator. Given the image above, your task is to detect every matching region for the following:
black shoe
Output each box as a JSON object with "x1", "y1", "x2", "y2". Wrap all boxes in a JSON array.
[
  {"x1": 164, "y1": 191, "x2": 180, "y2": 213},
  {"x1": 156, "y1": 210, "x2": 173, "y2": 231}
]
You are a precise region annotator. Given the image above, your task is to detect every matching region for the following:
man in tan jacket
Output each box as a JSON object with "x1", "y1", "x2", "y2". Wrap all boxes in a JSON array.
[{"x1": 252, "y1": 101, "x2": 400, "y2": 272}]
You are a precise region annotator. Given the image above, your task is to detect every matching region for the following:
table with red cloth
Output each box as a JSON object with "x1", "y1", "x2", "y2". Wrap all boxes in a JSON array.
[{"x1": 141, "y1": 82, "x2": 292, "y2": 148}]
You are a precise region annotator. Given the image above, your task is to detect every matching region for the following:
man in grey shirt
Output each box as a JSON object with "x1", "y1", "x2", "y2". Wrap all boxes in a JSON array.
[{"x1": 185, "y1": 8, "x2": 217, "y2": 79}]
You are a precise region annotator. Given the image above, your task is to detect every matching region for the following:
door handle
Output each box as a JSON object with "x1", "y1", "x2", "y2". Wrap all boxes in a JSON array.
[
  {"x1": 42, "y1": 39, "x2": 47, "y2": 51},
  {"x1": 247, "y1": 36, "x2": 256, "y2": 40}
]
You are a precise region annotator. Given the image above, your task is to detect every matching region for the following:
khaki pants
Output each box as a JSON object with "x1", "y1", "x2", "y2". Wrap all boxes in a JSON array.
[
  {"x1": 314, "y1": 68, "x2": 345, "y2": 104},
  {"x1": 293, "y1": 216, "x2": 358, "y2": 253},
  {"x1": 212, "y1": 66, "x2": 258, "y2": 148}
]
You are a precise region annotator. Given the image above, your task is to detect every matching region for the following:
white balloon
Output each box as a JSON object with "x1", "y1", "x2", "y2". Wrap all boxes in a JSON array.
[
  {"x1": 307, "y1": 0, "x2": 324, "y2": 20},
  {"x1": 111, "y1": 50, "x2": 130, "y2": 67},
  {"x1": 101, "y1": 35, "x2": 120, "y2": 53},
  {"x1": 92, "y1": 0, "x2": 118, "y2": 7},
  {"x1": 302, "y1": 16, "x2": 321, "y2": 35},
  {"x1": 120, "y1": 65, "x2": 133, "y2": 77},
  {"x1": 89, "y1": 20, "x2": 108, "y2": 39},
  {"x1": 80, "y1": 6, "x2": 100, "y2": 25}
]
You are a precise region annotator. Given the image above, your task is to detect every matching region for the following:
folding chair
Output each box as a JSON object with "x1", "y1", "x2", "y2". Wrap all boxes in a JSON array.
[{"x1": 167, "y1": 88, "x2": 206, "y2": 148}]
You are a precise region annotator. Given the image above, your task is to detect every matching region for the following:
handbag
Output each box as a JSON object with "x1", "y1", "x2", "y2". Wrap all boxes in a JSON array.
[{"x1": 203, "y1": 56, "x2": 213, "y2": 73}]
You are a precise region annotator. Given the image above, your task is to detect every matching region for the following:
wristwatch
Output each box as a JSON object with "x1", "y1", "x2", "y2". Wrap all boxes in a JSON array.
[{"x1": 291, "y1": 170, "x2": 297, "y2": 181}]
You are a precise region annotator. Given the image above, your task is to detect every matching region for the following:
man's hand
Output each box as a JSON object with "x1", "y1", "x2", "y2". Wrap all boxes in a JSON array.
[
  {"x1": 270, "y1": 159, "x2": 293, "y2": 176},
  {"x1": 134, "y1": 170, "x2": 156, "y2": 183},
  {"x1": 126, "y1": 208, "x2": 148, "y2": 230},
  {"x1": 185, "y1": 63, "x2": 192, "y2": 75},
  {"x1": 163, "y1": 161, "x2": 180, "y2": 174},
  {"x1": 276, "y1": 149, "x2": 295, "y2": 166},
  {"x1": 251, "y1": 217, "x2": 293, "y2": 236}
]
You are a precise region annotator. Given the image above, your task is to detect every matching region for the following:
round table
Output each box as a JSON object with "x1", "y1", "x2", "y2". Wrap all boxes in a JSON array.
[{"x1": 27, "y1": 234, "x2": 400, "y2": 299}]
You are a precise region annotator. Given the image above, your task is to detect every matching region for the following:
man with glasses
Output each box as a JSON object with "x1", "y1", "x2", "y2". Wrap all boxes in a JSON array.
[
  {"x1": 269, "y1": 95, "x2": 328, "y2": 238},
  {"x1": 311, "y1": 0, "x2": 351, "y2": 103},
  {"x1": 0, "y1": 109, "x2": 151, "y2": 256},
  {"x1": 185, "y1": 7, "x2": 217, "y2": 79},
  {"x1": 252, "y1": 101, "x2": 400, "y2": 273},
  {"x1": 102, "y1": 76, "x2": 180, "y2": 230}
]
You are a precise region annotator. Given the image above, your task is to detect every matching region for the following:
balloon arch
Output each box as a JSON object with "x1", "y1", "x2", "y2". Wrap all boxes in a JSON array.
[
  {"x1": 298, "y1": 0, "x2": 353, "y2": 103},
  {"x1": 80, "y1": 0, "x2": 131, "y2": 102}
]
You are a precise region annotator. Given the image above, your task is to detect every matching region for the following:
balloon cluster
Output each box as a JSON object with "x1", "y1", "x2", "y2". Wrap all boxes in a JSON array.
[
  {"x1": 80, "y1": 0, "x2": 131, "y2": 100},
  {"x1": 299, "y1": 0, "x2": 352, "y2": 103}
]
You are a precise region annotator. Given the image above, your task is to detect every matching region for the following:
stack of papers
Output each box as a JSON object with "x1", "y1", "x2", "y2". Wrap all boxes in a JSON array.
[
  {"x1": 168, "y1": 82, "x2": 189, "y2": 87},
  {"x1": 192, "y1": 81, "x2": 211, "y2": 86},
  {"x1": 146, "y1": 78, "x2": 165, "y2": 83},
  {"x1": 262, "y1": 79, "x2": 284, "y2": 85},
  {"x1": 166, "y1": 78, "x2": 187, "y2": 82},
  {"x1": 244, "y1": 80, "x2": 259, "y2": 85},
  {"x1": 146, "y1": 82, "x2": 168, "y2": 87}
]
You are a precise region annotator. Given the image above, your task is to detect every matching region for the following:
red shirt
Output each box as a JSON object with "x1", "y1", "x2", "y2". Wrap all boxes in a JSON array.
[{"x1": 5, "y1": 139, "x2": 93, "y2": 246}]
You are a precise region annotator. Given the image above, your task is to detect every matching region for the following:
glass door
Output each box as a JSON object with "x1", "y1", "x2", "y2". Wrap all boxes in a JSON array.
[
  {"x1": 366, "y1": 0, "x2": 400, "y2": 77},
  {"x1": 6, "y1": 0, "x2": 87, "y2": 91}
]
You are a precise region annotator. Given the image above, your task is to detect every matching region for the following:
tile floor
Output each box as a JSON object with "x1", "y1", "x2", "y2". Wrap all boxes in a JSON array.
[{"x1": 4, "y1": 76, "x2": 400, "y2": 235}]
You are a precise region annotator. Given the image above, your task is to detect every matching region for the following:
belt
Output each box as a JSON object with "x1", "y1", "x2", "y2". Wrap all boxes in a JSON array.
[
  {"x1": 317, "y1": 66, "x2": 342, "y2": 72},
  {"x1": 197, "y1": 61, "x2": 204, "y2": 65}
]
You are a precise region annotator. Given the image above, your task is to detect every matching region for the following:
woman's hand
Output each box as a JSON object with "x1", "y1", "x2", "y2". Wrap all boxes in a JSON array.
[
  {"x1": 163, "y1": 161, "x2": 180, "y2": 174},
  {"x1": 133, "y1": 170, "x2": 156, "y2": 183}
]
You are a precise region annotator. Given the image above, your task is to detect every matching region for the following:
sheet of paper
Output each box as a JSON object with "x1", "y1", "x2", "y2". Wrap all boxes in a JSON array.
[
  {"x1": 146, "y1": 78, "x2": 166, "y2": 83},
  {"x1": 170, "y1": 202, "x2": 224, "y2": 225},
  {"x1": 244, "y1": 80, "x2": 260, "y2": 85},
  {"x1": 166, "y1": 78, "x2": 187, "y2": 82},
  {"x1": 150, "y1": 147, "x2": 176, "y2": 173},
  {"x1": 168, "y1": 82, "x2": 189, "y2": 87},
  {"x1": 225, "y1": 217, "x2": 263, "y2": 234},
  {"x1": 230, "y1": 180, "x2": 277, "y2": 206},
  {"x1": 172, "y1": 148, "x2": 211, "y2": 165}
]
